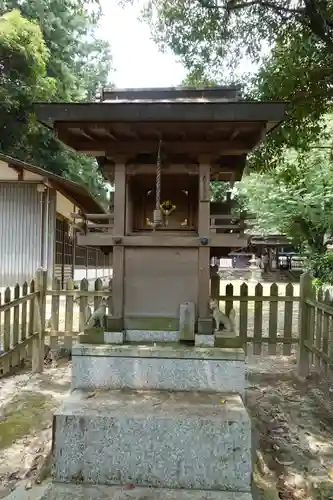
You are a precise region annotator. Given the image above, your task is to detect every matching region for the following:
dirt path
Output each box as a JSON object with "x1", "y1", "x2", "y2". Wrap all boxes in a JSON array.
[
  {"x1": 0, "y1": 350, "x2": 332, "y2": 500},
  {"x1": 0, "y1": 361, "x2": 71, "y2": 498},
  {"x1": 247, "y1": 349, "x2": 333, "y2": 500}
]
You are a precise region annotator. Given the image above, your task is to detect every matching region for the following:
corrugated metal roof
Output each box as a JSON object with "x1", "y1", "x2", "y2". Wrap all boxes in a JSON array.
[{"x1": 0, "y1": 153, "x2": 106, "y2": 215}]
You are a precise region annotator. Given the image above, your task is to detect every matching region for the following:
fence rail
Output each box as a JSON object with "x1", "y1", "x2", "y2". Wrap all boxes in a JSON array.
[
  {"x1": 298, "y1": 274, "x2": 333, "y2": 378},
  {"x1": 45, "y1": 277, "x2": 112, "y2": 349},
  {"x1": 210, "y1": 277, "x2": 299, "y2": 354},
  {"x1": 0, "y1": 270, "x2": 46, "y2": 376},
  {"x1": 2, "y1": 268, "x2": 333, "y2": 381}
]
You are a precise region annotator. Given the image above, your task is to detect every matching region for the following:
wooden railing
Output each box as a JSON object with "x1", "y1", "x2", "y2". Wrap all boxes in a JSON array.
[
  {"x1": 7, "y1": 270, "x2": 333, "y2": 378},
  {"x1": 0, "y1": 271, "x2": 112, "y2": 377},
  {"x1": 70, "y1": 212, "x2": 114, "y2": 233},
  {"x1": 45, "y1": 276, "x2": 112, "y2": 353},
  {"x1": 0, "y1": 269, "x2": 46, "y2": 376},
  {"x1": 298, "y1": 274, "x2": 333, "y2": 378},
  {"x1": 210, "y1": 214, "x2": 246, "y2": 233},
  {"x1": 210, "y1": 275, "x2": 299, "y2": 353}
]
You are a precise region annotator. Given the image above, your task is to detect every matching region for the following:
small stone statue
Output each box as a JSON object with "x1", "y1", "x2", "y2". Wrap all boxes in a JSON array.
[
  {"x1": 86, "y1": 298, "x2": 108, "y2": 329},
  {"x1": 208, "y1": 298, "x2": 236, "y2": 334}
]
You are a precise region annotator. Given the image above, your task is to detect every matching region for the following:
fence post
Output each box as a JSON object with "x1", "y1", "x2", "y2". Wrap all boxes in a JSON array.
[
  {"x1": 297, "y1": 273, "x2": 313, "y2": 379},
  {"x1": 32, "y1": 268, "x2": 47, "y2": 373},
  {"x1": 210, "y1": 275, "x2": 219, "y2": 300}
]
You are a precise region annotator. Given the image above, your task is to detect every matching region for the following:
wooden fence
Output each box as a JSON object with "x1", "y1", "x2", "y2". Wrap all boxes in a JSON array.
[
  {"x1": 2, "y1": 268, "x2": 332, "y2": 379},
  {"x1": 210, "y1": 275, "x2": 300, "y2": 354},
  {"x1": 298, "y1": 273, "x2": 333, "y2": 379},
  {"x1": 0, "y1": 269, "x2": 112, "y2": 377},
  {"x1": 45, "y1": 274, "x2": 112, "y2": 352},
  {"x1": 0, "y1": 269, "x2": 46, "y2": 376}
]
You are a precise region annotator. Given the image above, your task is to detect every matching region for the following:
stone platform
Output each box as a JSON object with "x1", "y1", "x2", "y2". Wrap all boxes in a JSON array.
[
  {"x1": 71, "y1": 344, "x2": 245, "y2": 396},
  {"x1": 41, "y1": 483, "x2": 253, "y2": 500},
  {"x1": 53, "y1": 389, "x2": 252, "y2": 491}
]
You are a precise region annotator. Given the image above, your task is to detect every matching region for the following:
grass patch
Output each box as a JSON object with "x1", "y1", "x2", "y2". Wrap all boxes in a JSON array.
[{"x1": 0, "y1": 392, "x2": 54, "y2": 450}]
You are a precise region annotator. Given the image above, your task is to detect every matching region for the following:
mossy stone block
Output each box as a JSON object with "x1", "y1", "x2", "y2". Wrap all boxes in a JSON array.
[
  {"x1": 106, "y1": 316, "x2": 124, "y2": 332},
  {"x1": 124, "y1": 316, "x2": 179, "y2": 331},
  {"x1": 214, "y1": 336, "x2": 243, "y2": 349},
  {"x1": 198, "y1": 317, "x2": 213, "y2": 335},
  {"x1": 79, "y1": 328, "x2": 104, "y2": 344}
]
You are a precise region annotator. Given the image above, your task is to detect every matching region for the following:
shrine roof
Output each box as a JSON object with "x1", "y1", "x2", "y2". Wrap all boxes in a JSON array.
[
  {"x1": 34, "y1": 86, "x2": 287, "y2": 179},
  {"x1": 98, "y1": 85, "x2": 242, "y2": 102}
]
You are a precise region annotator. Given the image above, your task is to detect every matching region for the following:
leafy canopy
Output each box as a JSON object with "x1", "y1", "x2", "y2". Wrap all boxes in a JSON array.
[
  {"x1": 0, "y1": 1, "x2": 113, "y2": 205},
  {"x1": 122, "y1": 0, "x2": 333, "y2": 165},
  {"x1": 0, "y1": 10, "x2": 56, "y2": 151},
  {"x1": 238, "y1": 147, "x2": 333, "y2": 254},
  {"x1": 128, "y1": 0, "x2": 333, "y2": 73}
]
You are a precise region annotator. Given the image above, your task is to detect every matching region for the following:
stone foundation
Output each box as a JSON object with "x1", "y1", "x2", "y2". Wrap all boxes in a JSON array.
[
  {"x1": 125, "y1": 330, "x2": 179, "y2": 342},
  {"x1": 41, "y1": 483, "x2": 253, "y2": 499},
  {"x1": 53, "y1": 389, "x2": 251, "y2": 491},
  {"x1": 104, "y1": 331, "x2": 124, "y2": 344},
  {"x1": 195, "y1": 334, "x2": 215, "y2": 347},
  {"x1": 71, "y1": 344, "x2": 245, "y2": 396}
]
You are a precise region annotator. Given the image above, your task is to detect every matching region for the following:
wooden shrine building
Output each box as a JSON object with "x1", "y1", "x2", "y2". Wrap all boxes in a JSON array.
[{"x1": 35, "y1": 86, "x2": 286, "y2": 336}]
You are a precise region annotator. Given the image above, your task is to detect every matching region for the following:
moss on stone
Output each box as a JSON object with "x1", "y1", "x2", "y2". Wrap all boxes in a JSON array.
[
  {"x1": 0, "y1": 392, "x2": 53, "y2": 450},
  {"x1": 124, "y1": 316, "x2": 179, "y2": 331}
]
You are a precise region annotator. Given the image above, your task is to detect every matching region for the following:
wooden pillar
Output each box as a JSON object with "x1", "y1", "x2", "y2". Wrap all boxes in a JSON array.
[
  {"x1": 197, "y1": 161, "x2": 212, "y2": 332},
  {"x1": 112, "y1": 162, "x2": 126, "y2": 317}
]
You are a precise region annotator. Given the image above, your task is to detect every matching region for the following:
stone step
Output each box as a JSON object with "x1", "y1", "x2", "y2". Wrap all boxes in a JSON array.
[
  {"x1": 71, "y1": 344, "x2": 245, "y2": 396},
  {"x1": 53, "y1": 389, "x2": 252, "y2": 492},
  {"x1": 41, "y1": 483, "x2": 253, "y2": 500}
]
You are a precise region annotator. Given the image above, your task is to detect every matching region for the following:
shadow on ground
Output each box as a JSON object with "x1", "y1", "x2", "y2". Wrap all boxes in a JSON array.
[{"x1": 247, "y1": 351, "x2": 333, "y2": 500}]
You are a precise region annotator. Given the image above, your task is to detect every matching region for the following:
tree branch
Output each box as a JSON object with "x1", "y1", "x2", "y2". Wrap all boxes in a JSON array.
[
  {"x1": 197, "y1": 0, "x2": 304, "y2": 16},
  {"x1": 197, "y1": 0, "x2": 333, "y2": 48}
]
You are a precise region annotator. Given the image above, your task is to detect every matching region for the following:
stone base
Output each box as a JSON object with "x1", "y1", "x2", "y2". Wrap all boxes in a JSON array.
[
  {"x1": 197, "y1": 317, "x2": 213, "y2": 334},
  {"x1": 79, "y1": 328, "x2": 104, "y2": 344},
  {"x1": 71, "y1": 344, "x2": 245, "y2": 396},
  {"x1": 104, "y1": 331, "x2": 124, "y2": 344},
  {"x1": 215, "y1": 335, "x2": 243, "y2": 349},
  {"x1": 41, "y1": 483, "x2": 253, "y2": 499},
  {"x1": 53, "y1": 389, "x2": 252, "y2": 491},
  {"x1": 195, "y1": 334, "x2": 214, "y2": 347},
  {"x1": 125, "y1": 330, "x2": 179, "y2": 342}
]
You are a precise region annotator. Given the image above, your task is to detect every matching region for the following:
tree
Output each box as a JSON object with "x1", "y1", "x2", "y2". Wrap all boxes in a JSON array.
[
  {"x1": 247, "y1": 27, "x2": 333, "y2": 169},
  {"x1": 238, "y1": 146, "x2": 333, "y2": 280},
  {"x1": 124, "y1": 0, "x2": 333, "y2": 162},
  {"x1": 0, "y1": 1, "x2": 113, "y2": 202},
  {"x1": 0, "y1": 0, "x2": 112, "y2": 101},
  {"x1": 0, "y1": 10, "x2": 56, "y2": 153},
  {"x1": 128, "y1": 0, "x2": 333, "y2": 74}
]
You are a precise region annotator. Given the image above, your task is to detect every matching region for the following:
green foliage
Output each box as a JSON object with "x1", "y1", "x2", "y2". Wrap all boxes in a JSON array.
[
  {"x1": 239, "y1": 146, "x2": 333, "y2": 280},
  {"x1": 128, "y1": 0, "x2": 333, "y2": 168},
  {"x1": 307, "y1": 253, "x2": 333, "y2": 286},
  {"x1": 0, "y1": 1, "x2": 112, "y2": 203},
  {"x1": 132, "y1": 0, "x2": 333, "y2": 73},
  {"x1": 246, "y1": 28, "x2": 333, "y2": 171},
  {"x1": 0, "y1": 10, "x2": 56, "y2": 152},
  {"x1": 0, "y1": 0, "x2": 112, "y2": 101},
  {"x1": 210, "y1": 181, "x2": 233, "y2": 201}
]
